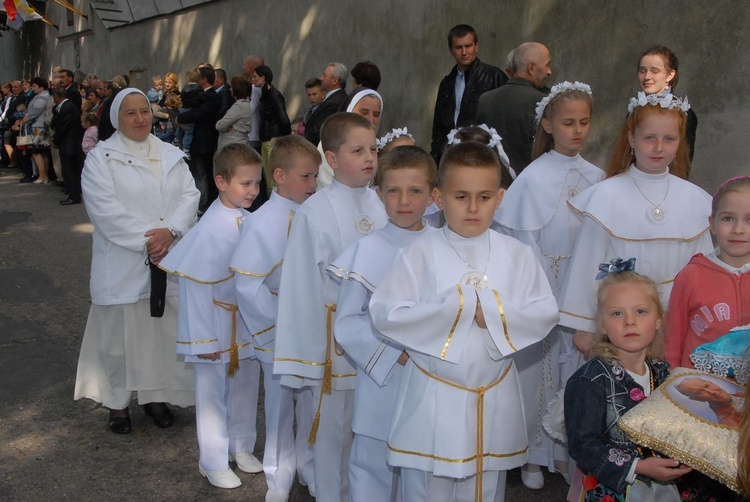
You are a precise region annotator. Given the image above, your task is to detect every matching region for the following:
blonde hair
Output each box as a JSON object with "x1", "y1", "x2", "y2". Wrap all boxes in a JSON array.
[
  {"x1": 532, "y1": 90, "x2": 593, "y2": 160},
  {"x1": 608, "y1": 104, "x2": 690, "y2": 180},
  {"x1": 711, "y1": 176, "x2": 750, "y2": 217},
  {"x1": 591, "y1": 271, "x2": 665, "y2": 363},
  {"x1": 164, "y1": 93, "x2": 182, "y2": 110},
  {"x1": 185, "y1": 68, "x2": 200, "y2": 84},
  {"x1": 152, "y1": 75, "x2": 163, "y2": 85},
  {"x1": 213, "y1": 143, "x2": 262, "y2": 182},
  {"x1": 164, "y1": 72, "x2": 179, "y2": 91},
  {"x1": 270, "y1": 135, "x2": 321, "y2": 173}
]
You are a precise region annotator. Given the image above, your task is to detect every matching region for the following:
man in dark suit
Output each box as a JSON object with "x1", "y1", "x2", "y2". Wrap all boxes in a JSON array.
[
  {"x1": 179, "y1": 66, "x2": 220, "y2": 213},
  {"x1": 213, "y1": 68, "x2": 234, "y2": 121},
  {"x1": 303, "y1": 62, "x2": 347, "y2": 146},
  {"x1": 51, "y1": 88, "x2": 84, "y2": 205},
  {"x1": 59, "y1": 69, "x2": 83, "y2": 111},
  {"x1": 430, "y1": 24, "x2": 507, "y2": 165},
  {"x1": 475, "y1": 42, "x2": 552, "y2": 174}
]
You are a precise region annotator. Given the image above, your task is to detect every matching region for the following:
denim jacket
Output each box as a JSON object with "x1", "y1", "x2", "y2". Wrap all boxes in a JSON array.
[{"x1": 564, "y1": 356, "x2": 670, "y2": 495}]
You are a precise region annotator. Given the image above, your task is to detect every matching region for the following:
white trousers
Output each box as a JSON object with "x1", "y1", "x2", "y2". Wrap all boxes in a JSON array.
[
  {"x1": 260, "y1": 361, "x2": 315, "y2": 493},
  {"x1": 312, "y1": 387, "x2": 354, "y2": 502},
  {"x1": 349, "y1": 434, "x2": 400, "y2": 502},
  {"x1": 401, "y1": 468, "x2": 506, "y2": 502},
  {"x1": 194, "y1": 359, "x2": 260, "y2": 471}
]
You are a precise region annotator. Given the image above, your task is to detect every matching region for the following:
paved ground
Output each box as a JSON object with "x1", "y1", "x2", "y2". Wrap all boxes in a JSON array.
[{"x1": 0, "y1": 165, "x2": 569, "y2": 501}]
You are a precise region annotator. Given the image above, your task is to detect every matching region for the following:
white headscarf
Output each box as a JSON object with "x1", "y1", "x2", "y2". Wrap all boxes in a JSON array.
[
  {"x1": 109, "y1": 87, "x2": 150, "y2": 132},
  {"x1": 344, "y1": 87, "x2": 383, "y2": 130}
]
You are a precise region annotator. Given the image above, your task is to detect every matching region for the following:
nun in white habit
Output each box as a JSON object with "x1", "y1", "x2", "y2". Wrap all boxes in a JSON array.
[{"x1": 74, "y1": 88, "x2": 200, "y2": 434}]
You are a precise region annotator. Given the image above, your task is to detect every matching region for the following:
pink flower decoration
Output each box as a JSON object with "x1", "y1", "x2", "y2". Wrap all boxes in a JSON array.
[{"x1": 630, "y1": 388, "x2": 645, "y2": 401}]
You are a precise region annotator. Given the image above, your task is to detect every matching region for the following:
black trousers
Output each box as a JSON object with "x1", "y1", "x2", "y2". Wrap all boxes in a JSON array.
[
  {"x1": 60, "y1": 152, "x2": 83, "y2": 201},
  {"x1": 189, "y1": 153, "x2": 217, "y2": 213}
]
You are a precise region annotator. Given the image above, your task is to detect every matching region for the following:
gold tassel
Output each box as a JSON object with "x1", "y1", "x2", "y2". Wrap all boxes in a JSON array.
[
  {"x1": 308, "y1": 411, "x2": 321, "y2": 444},
  {"x1": 309, "y1": 304, "x2": 337, "y2": 443},
  {"x1": 213, "y1": 299, "x2": 240, "y2": 377}
]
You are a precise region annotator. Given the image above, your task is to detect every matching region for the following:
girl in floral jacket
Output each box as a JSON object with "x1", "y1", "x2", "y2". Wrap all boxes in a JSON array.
[{"x1": 565, "y1": 267, "x2": 692, "y2": 501}]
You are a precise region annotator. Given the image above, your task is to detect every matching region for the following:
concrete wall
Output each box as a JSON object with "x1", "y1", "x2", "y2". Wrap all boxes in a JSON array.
[{"x1": 10, "y1": 0, "x2": 749, "y2": 193}]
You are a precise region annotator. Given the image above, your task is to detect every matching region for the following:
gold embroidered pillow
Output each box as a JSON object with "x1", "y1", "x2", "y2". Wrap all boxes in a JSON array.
[{"x1": 619, "y1": 367, "x2": 742, "y2": 492}]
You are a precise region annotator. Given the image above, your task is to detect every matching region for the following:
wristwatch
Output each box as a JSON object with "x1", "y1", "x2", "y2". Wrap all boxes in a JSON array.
[{"x1": 168, "y1": 228, "x2": 180, "y2": 240}]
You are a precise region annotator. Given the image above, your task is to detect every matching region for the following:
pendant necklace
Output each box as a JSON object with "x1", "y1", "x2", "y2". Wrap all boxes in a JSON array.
[
  {"x1": 632, "y1": 177, "x2": 669, "y2": 223},
  {"x1": 444, "y1": 227, "x2": 491, "y2": 289}
]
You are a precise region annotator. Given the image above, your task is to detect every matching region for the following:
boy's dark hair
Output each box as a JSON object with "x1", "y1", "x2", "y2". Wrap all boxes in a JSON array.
[
  {"x1": 198, "y1": 66, "x2": 215, "y2": 86},
  {"x1": 214, "y1": 68, "x2": 227, "y2": 83},
  {"x1": 351, "y1": 61, "x2": 381, "y2": 91},
  {"x1": 438, "y1": 141, "x2": 501, "y2": 188},
  {"x1": 213, "y1": 143, "x2": 263, "y2": 181},
  {"x1": 60, "y1": 69, "x2": 74, "y2": 79},
  {"x1": 447, "y1": 24, "x2": 478, "y2": 47},
  {"x1": 375, "y1": 145, "x2": 437, "y2": 188},
  {"x1": 320, "y1": 112, "x2": 374, "y2": 153},
  {"x1": 305, "y1": 77, "x2": 322, "y2": 89},
  {"x1": 270, "y1": 135, "x2": 322, "y2": 173},
  {"x1": 255, "y1": 65, "x2": 273, "y2": 85}
]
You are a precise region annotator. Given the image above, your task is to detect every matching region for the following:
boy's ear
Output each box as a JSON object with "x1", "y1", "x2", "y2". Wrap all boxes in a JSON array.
[
  {"x1": 495, "y1": 188, "x2": 505, "y2": 209},
  {"x1": 273, "y1": 166, "x2": 285, "y2": 186},
  {"x1": 324, "y1": 150, "x2": 338, "y2": 171},
  {"x1": 215, "y1": 175, "x2": 227, "y2": 192},
  {"x1": 432, "y1": 187, "x2": 444, "y2": 210}
]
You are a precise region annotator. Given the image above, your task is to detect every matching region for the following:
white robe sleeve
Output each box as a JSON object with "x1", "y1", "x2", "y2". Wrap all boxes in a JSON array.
[
  {"x1": 273, "y1": 210, "x2": 329, "y2": 380},
  {"x1": 176, "y1": 279, "x2": 220, "y2": 356},
  {"x1": 82, "y1": 153, "x2": 152, "y2": 253},
  {"x1": 370, "y1": 248, "x2": 478, "y2": 365},
  {"x1": 476, "y1": 249, "x2": 559, "y2": 358},
  {"x1": 234, "y1": 271, "x2": 277, "y2": 347},
  {"x1": 335, "y1": 276, "x2": 403, "y2": 387},
  {"x1": 163, "y1": 160, "x2": 201, "y2": 240}
]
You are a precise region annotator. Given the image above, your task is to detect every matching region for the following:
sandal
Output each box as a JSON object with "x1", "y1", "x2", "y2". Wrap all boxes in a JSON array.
[{"x1": 108, "y1": 408, "x2": 131, "y2": 434}]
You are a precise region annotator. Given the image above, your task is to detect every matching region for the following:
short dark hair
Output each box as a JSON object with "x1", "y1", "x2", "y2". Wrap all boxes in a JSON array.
[
  {"x1": 376, "y1": 145, "x2": 437, "y2": 188},
  {"x1": 213, "y1": 142, "x2": 263, "y2": 181},
  {"x1": 214, "y1": 68, "x2": 227, "y2": 83},
  {"x1": 350, "y1": 61, "x2": 381, "y2": 91},
  {"x1": 320, "y1": 112, "x2": 373, "y2": 153},
  {"x1": 438, "y1": 141, "x2": 501, "y2": 188},
  {"x1": 230, "y1": 75, "x2": 251, "y2": 100},
  {"x1": 60, "y1": 69, "x2": 74, "y2": 79},
  {"x1": 30, "y1": 77, "x2": 49, "y2": 90},
  {"x1": 447, "y1": 24, "x2": 478, "y2": 48},
  {"x1": 255, "y1": 65, "x2": 273, "y2": 85},
  {"x1": 52, "y1": 88, "x2": 68, "y2": 100},
  {"x1": 305, "y1": 77, "x2": 322, "y2": 89},
  {"x1": 198, "y1": 66, "x2": 215, "y2": 86}
]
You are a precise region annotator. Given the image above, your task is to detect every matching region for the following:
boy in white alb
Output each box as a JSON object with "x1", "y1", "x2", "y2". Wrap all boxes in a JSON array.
[
  {"x1": 369, "y1": 142, "x2": 560, "y2": 502},
  {"x1": 159, "y1": 144, "x2": 264, "y2": 489},
  {"x1": 229, "y1": 136, "x2": 321, "y2": 502},
  {"x1": 329, "y1": 146, "x2": 437, "y2": 501},
  {"x1": 274, "y1": 113, "x2": 388, "y2": 502}
]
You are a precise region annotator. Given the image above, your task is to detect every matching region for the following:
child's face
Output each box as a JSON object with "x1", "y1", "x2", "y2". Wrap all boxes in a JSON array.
[
  {"x1": 216, "y1": 163, "x2": 263, "y2": 209},
  {"x1": 165, "y1": 79, "x2": 175, "y2": 91},
  {"x1": 306, "y1": 86, "x2": 324, "y2": 106},
  {"x1": 599, "y1": 282, "x2": 660, "y2": 359},
  {"x1": 542, "y1": 99, "x2": 591, "y2": 157},
  {"x1": 275, "y1": 157, "x2": 320, "y2": 205},
  {"x1": 710, "y1": 187, "x2": 750, "y2": 268},
  {"x1": 377, "y1": 167, "x2": 433, "y2": 231},
  {"x1": 327, "y1": 126, "x2": 378, "y2": 188},
  {"x1": 433, "y1": 166, "x2": 503, "y2": 238},
  {"x1": 153, "y1": 80, "x2": 163, "y2": 91},
  {"x1": 628, "y1": 113, "x2": 680, "y2": 174},
  {"x1": 638, "y1": 54, "x2": 675, "y2": 95}
]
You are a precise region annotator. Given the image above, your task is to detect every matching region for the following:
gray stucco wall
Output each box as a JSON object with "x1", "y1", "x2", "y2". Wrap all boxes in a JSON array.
[{"x1": 8, "y1": 0, "x2": 749, "y2": 193}]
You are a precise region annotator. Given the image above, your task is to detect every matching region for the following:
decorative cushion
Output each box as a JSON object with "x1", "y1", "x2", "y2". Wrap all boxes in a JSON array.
[{"x1": 619, "y1": 367, "x2": 743, "y2": 492}]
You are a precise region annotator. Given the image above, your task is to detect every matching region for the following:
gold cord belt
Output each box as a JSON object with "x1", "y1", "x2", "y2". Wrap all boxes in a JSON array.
[
  {"x1": 213, "y1": 299, "x2": 240, "y2": 376},
  {"x1": 413, "y1": 361, "x2": 512, "y2": 502},
  {"x1": 309, "y1": 303, "x2": 337, "y2": 444}
]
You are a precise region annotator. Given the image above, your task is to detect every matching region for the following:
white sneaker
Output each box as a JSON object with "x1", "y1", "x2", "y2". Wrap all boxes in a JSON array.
[
  {"x1": 229, "y1": 451, "x2": 263, "y2": 473},
  {"x1": 521, "y1": 467, "x2": 544, "y2": 489},
  {"x1": 265, "y1": 490, "x2": 289, "y2": 502},
  {"x1": 199, "y1": 466, "x2": 242, "y2": 489}
]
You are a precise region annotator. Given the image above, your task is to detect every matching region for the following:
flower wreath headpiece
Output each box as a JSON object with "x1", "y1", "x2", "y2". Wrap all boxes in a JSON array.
[
  {"x1": 377, "y1": 127, "x2": 414, "y2": 152},
  {"x1": 447, "y1": 124, "x2": 513, "y2": 176},
  {"x1": 534, "y1": 81, "x2": 592, "y2": 123},
  {"x1": 627, "y1": 91, "x2": 690, "y2": 115}
]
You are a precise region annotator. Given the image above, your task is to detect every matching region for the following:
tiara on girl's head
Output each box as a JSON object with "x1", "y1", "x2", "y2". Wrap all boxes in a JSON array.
[
  {"x1": 627, "y1": 91, "x2": 690, "y2": 115},
  {"x1": 377, "y1": 127, "x2": 414, "y2": 151},
  {"x1": 534, "y1": 81, "x2": 593, "y2": 123},
  {"x1": 447, "y1": 123, "x2": 503, "y2": 149}
]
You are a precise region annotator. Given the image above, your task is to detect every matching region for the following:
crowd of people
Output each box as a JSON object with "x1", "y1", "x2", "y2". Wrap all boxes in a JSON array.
[{"x1": 5, "y1": 22, "x2": 747, "y2": 502}]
